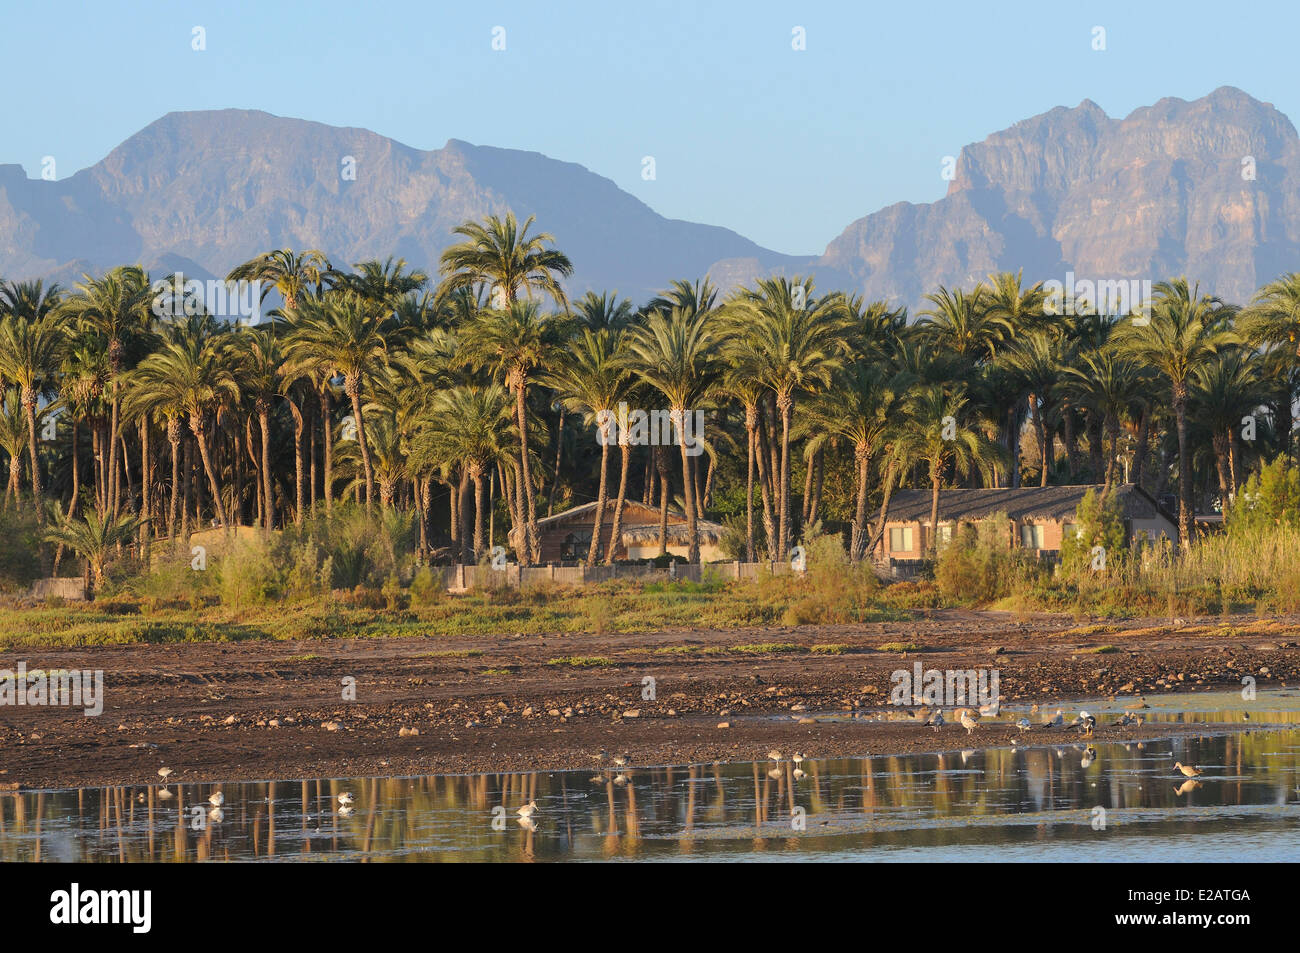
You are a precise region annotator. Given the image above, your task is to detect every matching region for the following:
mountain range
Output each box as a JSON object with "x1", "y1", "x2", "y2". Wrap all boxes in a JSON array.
[{"x1": 1, "y1": 86, "x2": 1296, "y2": 310}]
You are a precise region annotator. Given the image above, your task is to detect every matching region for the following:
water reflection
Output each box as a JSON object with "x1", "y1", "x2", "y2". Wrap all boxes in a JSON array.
[{"x1": 2, "y1": 693, "x2": 1298, "y2": 862}]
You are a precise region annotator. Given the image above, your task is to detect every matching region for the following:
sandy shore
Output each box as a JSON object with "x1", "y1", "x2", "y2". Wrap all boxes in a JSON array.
[{"x1": 1, "y1": 609, "x2": 1297, "y2": 789}]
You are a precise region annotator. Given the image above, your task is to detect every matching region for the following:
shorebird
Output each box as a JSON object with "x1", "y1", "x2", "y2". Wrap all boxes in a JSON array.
[
  {"x1": 517, "y1": 800, "x2": 539, "y2": 819},
  {"x1": 767, "y1": 750, "x2": 782, "y2": 763},
  {"x1": 593, "y1": 749, "x2": 609, "y2": 764},
  {"x1": 978, "y1": 697, "x2": 1001, "y2": 718},
  {"x1": 792, "y1": 752, "x2": 805, "y2": 765},
  {"x1": 927, "y1": 709, "x2": 945, "y2": 730},
  {"x1": 1016, "y1": 717, "x2": 1032, "y2": 732},
  {"x1": 1043, "y1": 709, "x2": 1064, "y2": 729},
  {"x1": 337, "y1": 792, "x2": 355, "y2": 806},
  {"x1": 1117, "y1": 712, "x2": 1134, "y2": 727},
  {"x1": 1064, "y1": 710, "x2": 1091, "y2": 731},
  {"x1": 612, "y1": 752, "x2": 631, "y2": 768},
  {"x1": 157, "y1": 767, "x2": 173, "y2": 782},
  {"x1": 208, "y1": 791, "x2": 224, "y2": 807},
  {"x1": 1173, "y1": 762, "x2": 1203, "y2": 778},
  {"x1": 1075, "y1": 713, "x2": 1096, "y2": 737},
  {"x1": 960, "y1": 710, "x2": 979, "y2": 735}
]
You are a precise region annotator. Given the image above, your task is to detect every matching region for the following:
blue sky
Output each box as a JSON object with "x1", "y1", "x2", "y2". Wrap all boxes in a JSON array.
[{"x1": 1, "y1": 0, "x2": 1294, "y2": 255}]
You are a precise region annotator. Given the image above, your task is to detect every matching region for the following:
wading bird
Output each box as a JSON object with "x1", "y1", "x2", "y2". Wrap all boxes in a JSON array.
[
  {"x1": 960, "y1": 710, "x2": 979, "y2": 735},
  {"x1": 208, "y1": 791, "x2": 224, "y2": 807},
  {"x1": 1044, "y1": 709, "x2": 1064, "y2": 728},
  {"x1": 1174, "y1": 762, "x2": 1203, "y2": 778},
  {"x1": 517, "y1": 800, "x2": 539, "y2": 818}
]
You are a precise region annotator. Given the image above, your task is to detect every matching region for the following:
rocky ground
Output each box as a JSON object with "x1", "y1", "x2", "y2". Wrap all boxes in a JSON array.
[{"x1": 1, "y1": 609, "x2": 1297, "y2": 789}]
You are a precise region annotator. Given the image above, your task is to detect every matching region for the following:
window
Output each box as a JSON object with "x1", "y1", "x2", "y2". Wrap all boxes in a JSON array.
[
  {"x1": 936, "y1": 523, "x2": 955, "y2": 549},
  {"x1": 889, "y1": 527, "x2": 914, "y2": 552},
  {"x1": 1020, "y1": 523, "x2": 1045, "y2": 549}
]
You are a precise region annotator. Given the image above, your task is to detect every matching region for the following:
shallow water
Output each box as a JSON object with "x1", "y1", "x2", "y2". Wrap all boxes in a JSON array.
[{"x1": 3, "y1": 692, "x2": 1299, "y2": 862}]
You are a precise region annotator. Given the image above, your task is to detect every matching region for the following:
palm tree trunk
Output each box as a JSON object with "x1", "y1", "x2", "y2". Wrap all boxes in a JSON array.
[
  {"x1": 473, "y1": 465, "x2": 487, "y2": 560},
  {"x1": 69, "y1": 422, "x2": 81, "y2": 519},
  {"x1": 547, "y1": 407, "x2": 565, "y2": 518},
  {"x1": 587, "y1": 433, "x2": 609, "y2": 567},
  {"x1": 777, "y1": 393, "x2": 793, "y2": 560},
  {"x1": 139, "y1": 420, "x2": 151, "y2": 557},
  {"x1": 851, "y1": 444, "x2": 870, "y2": 563},
  {"x1": 1174, "y1": 387, "x2": 1192, "y2": 546},
  {"x1": 346, "y1": 378, "x2": 374, "y2": 511},
  {"x1": 1104, "y1": 415, "x2": 1121, "y2": 492},
  {"x1": 656, "y1": 447, "x2": 670, "y2": 557},
  {"x1": 753, "y1": 413, "x2": 778, "y2": 560},
  {"x1": 744, "y1": 409, "x2": 757, "y2": 562},
  {"x1": 320, "y1": 387, "x2": 333, "y2": 513},
  {"x1": 677, "y1": 409, "x2": 700, "y2": 564},
  {"x1": 1133, "y1": 408, "x2": 1150, "y2": 490},
  {"x1": 866, "y1": 460, "x2": 900, "y2": 560},
  {"x1": 928, "y1": 470, "x2": 942, "y2": 560},
  {"x1": 108, "y1": 388, "x2": 120, "y2": 516},
  {"x1": 457, "y1": 468, "x2": 472, "y2": 563},
  {"x1": 191, "y1": 417, "x2": 228, "y2": 530},
  {"x1": 22, "y1": 389, "x2": 42, "y2": 516},
  {"x1": 260, "y1": 406, "x2": 273, "y2": 533},
  {"x1": 181, "y1": 436, "x2": 193, "y2": 541},
  {"x1": 168, "y1": 420, "x2": 182, "y2": 540},
  {"x1": 513, "y1": 374, "x2": 540, "y2": 563},
  {"x1": 1032, "y1": 394, "x2": 1050, "y2": 487},
  {"x1": 605, "y1": 440, "x2": 631, "y2": 565},
  {"x1": 290, "y1": 399, "x2": 305, "y2": 526}
]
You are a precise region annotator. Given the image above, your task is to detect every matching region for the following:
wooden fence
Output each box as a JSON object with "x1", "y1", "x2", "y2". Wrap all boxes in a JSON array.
[{"x1": 443, "y1": 560, "x2": 797, "y2": 591}]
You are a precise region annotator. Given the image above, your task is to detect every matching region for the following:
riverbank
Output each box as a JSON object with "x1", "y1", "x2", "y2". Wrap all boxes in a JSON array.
[{"x1": 2, "y1": 608, "x2": 1297, "y2": 789}]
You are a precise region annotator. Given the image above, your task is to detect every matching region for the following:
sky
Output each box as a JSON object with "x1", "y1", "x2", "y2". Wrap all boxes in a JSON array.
[{"x1": 1, "y1": 0, "x2": 1297, "y2": 255}]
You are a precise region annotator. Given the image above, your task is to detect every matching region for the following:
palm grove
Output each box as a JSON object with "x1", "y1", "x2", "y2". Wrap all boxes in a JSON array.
[{"x1": 2, "y1": 211, "x2": 1298, "y2": 591}]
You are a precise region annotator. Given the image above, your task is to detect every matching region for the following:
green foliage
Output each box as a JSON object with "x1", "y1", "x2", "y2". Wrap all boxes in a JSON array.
[
  {"x1": 1061, "y1": 487, "x2": 1127, "y2": 575},
  {"x1": 1228, "y1": 456, "x2": 1300, "y2": 531},
  {"x1": 935, "y1": 515, "x2": 1041, "y2": 604}
]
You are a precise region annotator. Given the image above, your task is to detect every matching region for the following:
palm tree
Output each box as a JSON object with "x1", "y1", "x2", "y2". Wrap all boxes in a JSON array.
[
  {"x1": 996, "y1": 330, "x2": 1064, "y2": 487},
  {"x1": 1190, "y1": 347, "x2": 1269, "y2": 497},
  {"x1": 132, "y1": 328, "x2": 240, "y2": 529},
  {"x1": 543, "y1": 328, "x2": 629, "y2": 565},
  {"x1": 458, "y1": 299, "x2": 570, "y2": 563},
  {"x1": 228, "y1": 249, "x2": 330, "y2": 313},
  {"x1": 1242, "y1": 273, "x2": 1300, "y2": 456},
  {"x1": 1114, "y1": 278, "x2": 1236, "y2": 544},
  {"x1": 232, "y1": 327, "x2": 282, "y2": 531},
  {"x1": 0, "y1": 388, "x2": 26, "y2": 504},
  {"x1": 898, "y1": 385, "x2": 1005, "y2": 558},
  {"x1": 1059, "y1": 347, "x2": 1149, "y2": 491},
  {"x1": 414, "y1": 384, "x2": 515, "y2": 560},
  {"x1": 283, "y1": 293, "x2": 391, "y2": 510},
  {"x1": 723, "y1": 277, "x2": 850, "y2": 558},
  {"x1": 338, "y1": 256, "x2": 428, "y2": 309},
  {"x1": 0, "y1": 312, "x2": 65, "y2": 513},
  {"x1": 43, "y1": 505, "x2": 142, "y2": 596},
  {"x1": 439, "y1": 212, "x2": 573, "y2": 309},
  {"x1": 805, "y1": 360, "x2": 913, "y2": 562},
  {"x1": 623, "y1": 305, "x2": 722, "y2": 564},
  {"x1": 55, "y1": 266, "x2": 154, "y2": 515},
  {"x1": 573, "y1": 291, "x2": 634, "y2": 331},
  {"x1": 916, "y1": 284, "x2": 1008, "y2": 364}
]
